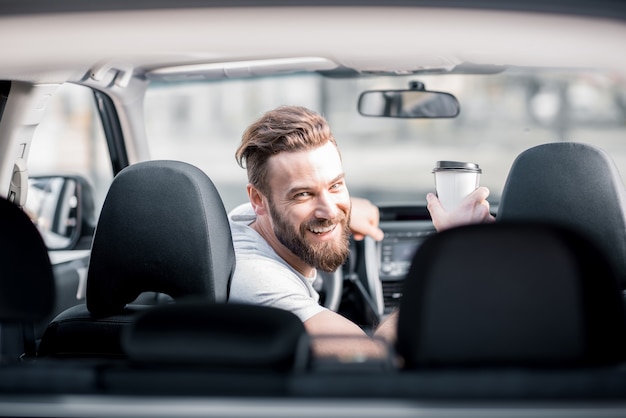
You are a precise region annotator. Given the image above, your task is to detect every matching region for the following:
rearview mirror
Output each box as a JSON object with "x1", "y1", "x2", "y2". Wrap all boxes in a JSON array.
[
  {"x1": 25, "y1": 175, "x2": 96, "y2": 251},
  {"x1": 358, "y1": 82, "x2": 460, "y2": 118}
]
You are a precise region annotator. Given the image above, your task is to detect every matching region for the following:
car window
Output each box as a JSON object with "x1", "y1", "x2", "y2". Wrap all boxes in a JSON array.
[
  {"x1": 29, "y1": 83, "x2": 113, "y2": 218},
  {"x1": 144, "y1": 70, "x2": 626, "y2": 212}
]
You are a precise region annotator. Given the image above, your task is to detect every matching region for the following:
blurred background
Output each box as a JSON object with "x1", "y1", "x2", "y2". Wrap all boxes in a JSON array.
[{"x1": 29, "y1": 69, "x2": 626, "y2": 214}]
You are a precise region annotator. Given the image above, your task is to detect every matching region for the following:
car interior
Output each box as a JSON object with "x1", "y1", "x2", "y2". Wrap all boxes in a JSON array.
[{"x1": 1, "y1": 1, "x2": 626, "y2": 417}]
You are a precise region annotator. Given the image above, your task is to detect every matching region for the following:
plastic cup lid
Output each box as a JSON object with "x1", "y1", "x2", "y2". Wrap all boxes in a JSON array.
[{"x1": 432, "y1": 161, "x2": 481, "y2": 173}]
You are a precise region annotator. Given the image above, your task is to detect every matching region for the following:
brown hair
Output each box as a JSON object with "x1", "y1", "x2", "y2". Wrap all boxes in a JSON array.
[{"x1": 235, "y1": 106, "x2": 338, "y2": 194}]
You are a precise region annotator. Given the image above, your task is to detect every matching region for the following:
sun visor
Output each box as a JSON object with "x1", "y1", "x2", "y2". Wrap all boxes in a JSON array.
[{"x1": 146, "y1": 57, "x2": 338, "y2": 81}]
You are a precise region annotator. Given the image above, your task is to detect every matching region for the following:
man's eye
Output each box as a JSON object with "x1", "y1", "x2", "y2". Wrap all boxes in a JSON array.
[
  {"x1": 294, "y1": 192, "x2": 311, "y2": 199},
  {"x1": 330, "y1": 182, "x2": 343, "y2": 190}
]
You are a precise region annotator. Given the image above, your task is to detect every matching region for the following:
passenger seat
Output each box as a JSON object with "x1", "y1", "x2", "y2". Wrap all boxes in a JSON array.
[
  {"x1": 497, "y1": 142, "x2": 626, "y2": 293},
  {"x1": 38, "y1": 160, "x2": 234, "y2": 358},
  {"x1": 396, "y1": 222, "x2": 626, "y2": 370}
]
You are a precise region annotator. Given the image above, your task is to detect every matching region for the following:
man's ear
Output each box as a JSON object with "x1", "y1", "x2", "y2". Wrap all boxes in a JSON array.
[{"x1": 247, "y1": 184, "x2": 268, "y2": 216}]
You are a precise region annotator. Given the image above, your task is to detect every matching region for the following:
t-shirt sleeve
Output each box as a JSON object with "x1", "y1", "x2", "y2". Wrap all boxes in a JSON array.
[{"x1": 229, "y1": 257, "x2": 327, "y2": 322}]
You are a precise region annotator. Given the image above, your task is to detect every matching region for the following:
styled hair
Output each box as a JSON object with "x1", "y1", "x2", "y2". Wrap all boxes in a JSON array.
[{"x1": 235, "y1": 105, "x2": 338, "y2": 194}]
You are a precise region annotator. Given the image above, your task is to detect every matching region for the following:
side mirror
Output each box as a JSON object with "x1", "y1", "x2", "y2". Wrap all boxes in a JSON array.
[
  {"x1": 358, "y1": 82, "x2": 460, "y2": 118},
  {"x1": 25, "y1": 175, "x2": 96, "y2": 250}
]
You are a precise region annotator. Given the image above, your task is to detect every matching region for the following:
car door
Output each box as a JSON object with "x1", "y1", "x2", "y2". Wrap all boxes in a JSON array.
[{"x1": 27, "y1": 83, "x2": 116, "y2": 335}]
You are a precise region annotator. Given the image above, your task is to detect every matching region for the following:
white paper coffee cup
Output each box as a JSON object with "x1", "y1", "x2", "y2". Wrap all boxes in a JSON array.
[{"x1": 432, "y1": 161, "x2": 481, "y2": 211}]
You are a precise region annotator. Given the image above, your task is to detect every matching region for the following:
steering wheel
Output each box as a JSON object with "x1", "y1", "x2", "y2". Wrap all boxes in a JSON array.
[
  {"x1": 316, "y1": 238, "x2": 361, "y2": 312},
  {"x1": 318, "y1": 269, "x2": 343, "y2": 311}
]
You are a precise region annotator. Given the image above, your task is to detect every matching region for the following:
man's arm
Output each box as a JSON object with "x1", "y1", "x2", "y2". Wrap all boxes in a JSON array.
[
  {"x1": 372, "y1": 311, "x2": 397, "y2": 345},
  {"x1": 304, "y1": 310, "x2": 388, "y2": 359}
]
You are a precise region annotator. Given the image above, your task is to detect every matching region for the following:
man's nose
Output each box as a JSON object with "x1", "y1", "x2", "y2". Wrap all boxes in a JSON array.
[{"x1": 314, "y1": 191, "x2": 339, "y2": 219}]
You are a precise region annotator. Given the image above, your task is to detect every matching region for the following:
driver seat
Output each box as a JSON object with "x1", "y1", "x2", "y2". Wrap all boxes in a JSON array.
[
  {"x1": 38, "y1": 160, "x2": 235, "y2": 358},
  {"x1": 497, "y1": 142, "x2": 626, "y2": 291}
]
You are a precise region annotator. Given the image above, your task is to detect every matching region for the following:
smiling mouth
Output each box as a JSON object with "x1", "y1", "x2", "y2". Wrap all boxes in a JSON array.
[{"x1": 308, "y1": 224, "x2": 337, "y2": 235}]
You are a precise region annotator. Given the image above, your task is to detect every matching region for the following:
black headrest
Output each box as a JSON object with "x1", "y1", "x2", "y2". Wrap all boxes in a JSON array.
[
  {"x1": 87, "y1": 161, "x2": 234, "y2": 317},
  {"x1": 396, "y1": 222, "x2": 625, "y2": 369},
  {"x1": 497, "y1": 142, "x2": 626, "y2": 288},
  {"x1": 0, "y1": 197, "x2": 54, "y2": 321},
  {"x1": 122, "y1": 302, "x2": 309, "y2": 372}
]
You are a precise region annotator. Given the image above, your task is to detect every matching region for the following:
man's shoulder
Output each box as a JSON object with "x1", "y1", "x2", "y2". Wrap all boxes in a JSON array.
[
  {"x1": 228, "y1": 202, "x2": 256, "y2": 223},
  {"x1": 228, "y1": 203, "x2": 260, "y2": 244},
  {"x1": 228, "y1": 203, "x2": 283, "y2": 266}
]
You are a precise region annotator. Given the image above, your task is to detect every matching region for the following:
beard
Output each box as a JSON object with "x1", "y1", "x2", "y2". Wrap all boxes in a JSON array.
[{"x1": 267, "y1": 200, "x2": 351, "y2": 272}]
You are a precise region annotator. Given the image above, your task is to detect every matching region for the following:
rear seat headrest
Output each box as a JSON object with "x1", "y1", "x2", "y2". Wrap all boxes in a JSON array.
[{"x1": 122, "y1": 302, "x2": 309, "y2": 372}]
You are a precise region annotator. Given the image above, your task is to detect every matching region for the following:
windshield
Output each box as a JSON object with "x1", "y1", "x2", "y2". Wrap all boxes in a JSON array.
[{"x1": 144, "y1": 69, "x2": 626, "y2": 212}]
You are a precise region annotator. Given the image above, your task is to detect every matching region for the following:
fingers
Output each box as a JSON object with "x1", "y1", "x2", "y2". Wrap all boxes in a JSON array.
[
  {"x1": 464, "y1": 186, "x2": 490, "y2": 203},
  {"x1": 349, "y1": 197, "x2": 385, "y2": 241},
  {"x1": 426, "y1": 193, "x2": 447, "y2": 231},
  {"x1": 426, "y1": 192, "x2": 443, "y2": 215},
  {"x1": 469, "y1": 187, "x2": 496, "y2": 223},
  {"x1": 352, "y1": 226, "x2": 384, "y2": 241},
  {"x1": 474, "y1": 200, "x2": 496, "y2": 223},
  {"x1": 427, "y1": 187, "x2": 495, "y2": 232},
  {"x1": 368, "y1": 225, "x2": 385, "y2": 241},
  {"x1": 352, "y1": 217, "x2": 384, "y2": 241}
]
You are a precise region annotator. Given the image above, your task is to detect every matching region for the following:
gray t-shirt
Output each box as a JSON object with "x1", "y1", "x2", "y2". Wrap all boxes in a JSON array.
[{"x1": 228, "y1": 204, "x2": 327, "y2": 322}]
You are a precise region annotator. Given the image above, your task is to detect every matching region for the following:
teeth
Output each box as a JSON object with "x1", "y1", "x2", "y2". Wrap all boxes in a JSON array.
[{"x1": 310, "y1": 225, "x2": 335, "y2": 234}]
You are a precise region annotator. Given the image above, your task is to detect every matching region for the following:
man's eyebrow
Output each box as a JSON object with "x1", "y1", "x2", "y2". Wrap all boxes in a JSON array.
[
  {"x1": 329, "y1": 173, "x2": 346, "y2": 185},
  {"x1": 286, "y1": 173, "x2": 345, "y2": 196}
]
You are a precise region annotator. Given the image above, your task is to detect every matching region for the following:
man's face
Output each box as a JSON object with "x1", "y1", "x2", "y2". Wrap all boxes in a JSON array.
[{"x1": 264, "y1": 141, "x2": 351, "y2": 272}]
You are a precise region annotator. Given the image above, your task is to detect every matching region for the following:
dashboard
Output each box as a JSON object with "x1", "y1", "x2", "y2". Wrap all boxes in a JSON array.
[
  {"x1": 359, "y1": 204, "x2": 436, "y2": 316},
  {"x1": 377, "y1": 221, "x2": 435, "y2": 312}
]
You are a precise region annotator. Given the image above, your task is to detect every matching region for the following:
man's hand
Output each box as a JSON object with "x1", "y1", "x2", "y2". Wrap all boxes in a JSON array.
[
  {"x1": 349, "y1": 197, "x2": 384, "y2": 241},
  {"x1": 427, "y1": 186, "x2": 496, "y2": 232}
]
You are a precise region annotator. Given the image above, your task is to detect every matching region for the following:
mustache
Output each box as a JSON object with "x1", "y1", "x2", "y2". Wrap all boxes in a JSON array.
[{"x1": 302, "y1": 213, "x2": 347, "y2": 231}]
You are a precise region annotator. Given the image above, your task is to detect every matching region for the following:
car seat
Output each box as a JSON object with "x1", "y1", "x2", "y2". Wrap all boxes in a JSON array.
[
  {"x1": 396, "y1": 222, "x2": 626, "y2": 370},
  {"x1": 0, "y1": 197, "x2": 55, "y2": 362},
  {"x1": 122, "y1": 302, "x2": 309, "y2": 373},
  {"x1": 496, "y1": 142, "x2": 626, "y2": 291},
  {"x1": 38, "y1": 160, "x2": 235, "y2": 358}
]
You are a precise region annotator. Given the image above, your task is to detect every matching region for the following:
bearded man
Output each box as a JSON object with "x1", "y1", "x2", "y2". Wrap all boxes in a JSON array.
[{"x1": 229, "y1": 105, "x2": 494, "y2": 357}]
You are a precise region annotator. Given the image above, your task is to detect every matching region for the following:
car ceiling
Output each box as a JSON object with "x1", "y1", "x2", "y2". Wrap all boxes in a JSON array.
[
  {"x1": 0, "y1": 0, "x2": 624, "y2": 207},
  {"x1": 0, "y1": 3, "x2": 625, "y2": 86},
  {"x1": 1, "y1": 0, "x2": 626, "y2": 21}
]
